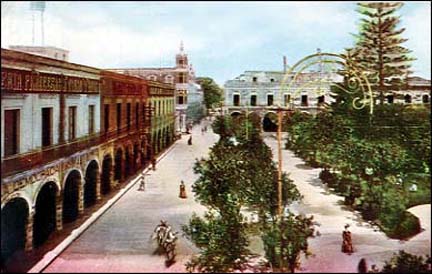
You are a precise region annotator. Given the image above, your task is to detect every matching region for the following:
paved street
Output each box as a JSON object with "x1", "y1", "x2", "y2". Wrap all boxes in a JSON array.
[
  {"x1": 42, "y1": 127, "x2": 430, "y2": 273},
  {"x1": 43, "y1": 120, "x2": 218, "y2": 273}
]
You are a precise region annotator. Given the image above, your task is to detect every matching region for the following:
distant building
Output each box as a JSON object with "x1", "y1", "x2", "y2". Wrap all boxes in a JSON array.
[
  {"x1": 9, "y1": 45, "x2": 69, "y2": 61},
  {"x1": 224, "y1": 63, "x2": 430, "y2": 131},
  {"x1": 107, "y1": 42, "x2": 204, "y2": 133},
  {"x1": 224, "y1": 67, "x2": 341, "y2": 131},
  {"x1": 385, "y1": 76, "x2": 431, "y2": 104}
]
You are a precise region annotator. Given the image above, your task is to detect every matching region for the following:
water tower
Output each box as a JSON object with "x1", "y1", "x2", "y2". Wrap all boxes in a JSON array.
[{"x1": 30, "y1": 1, "x2": 46, "y2": 45}]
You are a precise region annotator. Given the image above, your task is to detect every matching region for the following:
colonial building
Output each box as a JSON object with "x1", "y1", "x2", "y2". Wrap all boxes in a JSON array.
[
  {"x1": 385, "y1": 76, "x2": 431, "y2": 104},
  {"x1": 107, "y1": 42, "x2": 204, "y2": 133},
  {"x1": 1, "y1": 49, "x2": 174, "y2": 266},
  {"x1": 147, "y1": 81, "x2": 176, "y2": 156},
  {"x1": 224, "y1": 69, "x2": 341, "y2": 130},
  {"x1": 1, "y1": 48, "x2": 102, "y2": 260},
  {"x1": 99, "y1": 71, "x2": 151, "y2": 191},
  {"x1": 224, "y1": 66, "x2": 430, "y2": 131}
]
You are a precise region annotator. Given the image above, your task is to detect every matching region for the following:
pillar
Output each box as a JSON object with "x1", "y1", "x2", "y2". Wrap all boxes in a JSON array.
[
  {"x1": 55, "y1": 195, "x2": 63, "y2": 231},
  {"x1": 78, "y1": 178, "x2": 84, "y2": 215},
  {"x1": 96, "y1": 171, "x2": 101, "y2": 201},
  {"x1": 24, "y1": 211, "x2": 34, "y2": 252},
  {"x1": 109, "y1": 163, "x2": 115, "y2": 189}
]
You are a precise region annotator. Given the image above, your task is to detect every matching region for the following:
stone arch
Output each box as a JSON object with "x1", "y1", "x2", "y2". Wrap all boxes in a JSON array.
[
  {"x1": 84, "y1": 160, "x2": 99, "y2": 208},
  {"x1": 33, "y1": 181, "x2": 58, "y2": 247},
  {"x1": 263, "y1": 112, "x2": 278, "y2": 132},
  {"x1": 230, "y1": 111, "x2": 241, "y2": 118},
  {"x1": 1, "y1": 197, "x2": 29, "y2": 262},
  {"x1": 83, "y1": 158, "x2": 100, "y2": 175},
  {"x1": 2, "y1": 191, "x2": 32, "y2": 215},
  {"x1": 62, "y1": 169, "x2": 82, "y2": 223},
  {"x1": 33, "y1": 177, "x2": 61, "y2": 203},
  {"x1": 101, "y1": 153, "x2": 113, "y2": 195}
]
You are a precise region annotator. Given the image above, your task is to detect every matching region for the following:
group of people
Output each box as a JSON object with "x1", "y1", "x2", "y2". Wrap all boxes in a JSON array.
[{"x1": 153, "y1": 220, "x2": 178, "y2": 262}]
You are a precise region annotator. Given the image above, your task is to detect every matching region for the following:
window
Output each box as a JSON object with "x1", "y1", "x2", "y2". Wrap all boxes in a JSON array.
[
  {"x1": 117, "y1": 103, "x2": 122, "y2": 133},
  {"x1": 250, "y1": 95, "x2": 257, "y2": 106},
  {"x1": 318, "y1": 95, "x2": 325, "y2": 105},
  {"x1": 68, "y1": 106, "x2": 77, "y2": 141},
  {"x1": 404, "y1": 94, "x2": 412, "y2": 104},
  {"x1": 88, "y1": 105, "x2": 95, "y2": 134},
  {"x1": 267, "y1": 95, "x2": 274, "y2": 106},
  {"x1": 178, "y1": 96, "x2": 184, "y2": 105},
  {"x1": 4, "y1": 109, "x2": 20, "y2": 156},
  {"x1": 135, "y1": 102, "x2": 139, "y2": 129},
  {"x1": 42, "y1": 107, "x2": 53, "y2": 147},
  {"x1": 127, "y1": 103, "x2": 131, "y2": 130},
  {"x1": 284, "y1": 94, "x2": 291, "y2": 106},
  {"x1": 270, "y1": 78, "x2": 274, "y2": 82},
  {"x1": 387, "y1": 95, "x2": 394, "y2": 104},
  {"x1": 233, "y1": 94, "x2": 240, "y2": 106},
  {"x1": 422, "y1": 94, "x2": 430, "y2": 104},
  {"x1": 104, "y1": 104, "x2": 110, "y2": 133},
  {"x1": 177, "y1": 73, "x2": 186, "y2": 83},
  {"x1": 301, "y1": 95, "x2": 308, "y2": 106},
  {"x1": 252, "y1": 77, "x2": 257, "y2": 82}
]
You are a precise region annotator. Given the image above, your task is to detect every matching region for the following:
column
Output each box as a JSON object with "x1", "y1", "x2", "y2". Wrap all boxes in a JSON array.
[
  {"x1": 96, "y1": 171, "x2": 101, "y2": 201},
  {"x1": 78, "y1": 178, "x2": 84, "y2": 214},
  {"x1": 24, "y1": 211, "x2": 34, "y2": 252},
  {"x1": 109, "y1": 163, "x2": 115, "y2": 189},
  {"x1": 55, "y1": 195, "x2": 63, "y2": 231}
]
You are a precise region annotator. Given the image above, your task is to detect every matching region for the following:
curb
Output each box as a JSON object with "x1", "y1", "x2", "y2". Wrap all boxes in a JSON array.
[{"x1": 28, "y1": 141, "x2": 179, "y2": 273}]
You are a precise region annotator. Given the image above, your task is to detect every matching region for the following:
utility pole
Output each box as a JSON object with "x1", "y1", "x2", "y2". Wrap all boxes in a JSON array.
[{"x1": 277, "y1": 107, "x2": 283, "y2": 218}]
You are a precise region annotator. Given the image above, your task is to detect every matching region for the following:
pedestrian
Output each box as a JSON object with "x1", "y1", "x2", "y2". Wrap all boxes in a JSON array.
[
  {"x1": 179, "y1": 180, "x2": 187, "y2": 199},
  {"x1": 138, "y1": 174, "x2": 146, "y2": 191},
  {"x1": 342, "y1": 224, "x2": 353, "y2": 255},
  {"x1": 357, "y1": 258, "x2": 368, "y2": 273},
  {"x1": 188, "y1": 136, "x2": 192, "y2": 145}
]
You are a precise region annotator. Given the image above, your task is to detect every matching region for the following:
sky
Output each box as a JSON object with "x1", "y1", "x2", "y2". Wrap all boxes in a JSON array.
[{"x1": 1, "y1": 1, "x2": 430, "y2": 86}]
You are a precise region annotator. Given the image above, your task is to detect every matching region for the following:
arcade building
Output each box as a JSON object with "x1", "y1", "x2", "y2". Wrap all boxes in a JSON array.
[{"x1": 1, "y1": 48, "x2": 176, "y2": 266}]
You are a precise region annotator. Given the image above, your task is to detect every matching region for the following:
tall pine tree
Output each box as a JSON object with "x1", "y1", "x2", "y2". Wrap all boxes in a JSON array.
[{"x1": 354, "y1": 2, "x2": 415, "y2": 105}]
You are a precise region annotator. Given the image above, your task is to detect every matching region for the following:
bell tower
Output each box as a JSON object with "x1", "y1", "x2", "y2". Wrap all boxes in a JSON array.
[{"x1": 176, "y1": 41, "x2": 188, "y2": 68}]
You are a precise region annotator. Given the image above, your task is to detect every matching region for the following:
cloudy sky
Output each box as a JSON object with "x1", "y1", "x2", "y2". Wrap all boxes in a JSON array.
[{"x1": 1, "y1": 1, "x2": 430, "y2": 85}]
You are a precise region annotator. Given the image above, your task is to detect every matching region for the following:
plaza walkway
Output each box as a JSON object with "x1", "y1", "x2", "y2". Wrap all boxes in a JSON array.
[
  {"x1": 43, "y1": 120, "x2": 218, "y2": 273},
  {"x1": 265, "y1": 134, "x2": 431, "y2": 273}
]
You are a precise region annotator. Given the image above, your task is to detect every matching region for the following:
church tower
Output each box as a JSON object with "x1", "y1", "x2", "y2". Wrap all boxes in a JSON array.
[{"x1": 176, "y1": 41, "x2": 188, "y2": 68}]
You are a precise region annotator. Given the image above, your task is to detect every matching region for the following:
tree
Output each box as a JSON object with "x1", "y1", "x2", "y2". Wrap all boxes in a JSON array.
[
  {"x1": 196, "y1": 77, "x2": 223, "y2": 110},
  {"x1": 354, "y1": 2, "x2": 415, "y2": 105},
  {"x1": 380, "y1": 250, "x2": 431, "y2": 273},
  {"x1": 261, "y1": 212, "x2": 315, "y2": 273},
  {"x1": 182, "y1": 211, "x2": 251, "y2": 273}
]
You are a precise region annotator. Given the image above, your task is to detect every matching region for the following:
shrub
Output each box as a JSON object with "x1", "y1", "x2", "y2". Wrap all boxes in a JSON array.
[{"x1": 384, "y1": 211, "x2": 421, "y2": 240}]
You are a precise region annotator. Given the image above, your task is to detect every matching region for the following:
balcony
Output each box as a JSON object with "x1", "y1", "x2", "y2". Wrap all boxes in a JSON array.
[{"x1": 2, "y1": 121, "x2": 152, "y2": 179}]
